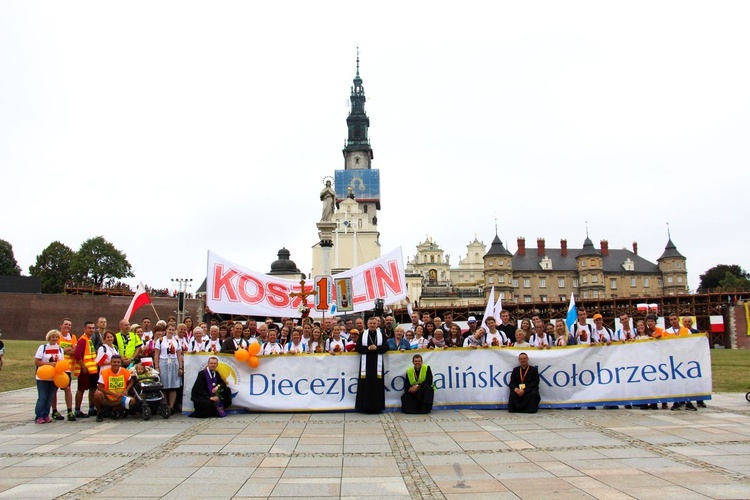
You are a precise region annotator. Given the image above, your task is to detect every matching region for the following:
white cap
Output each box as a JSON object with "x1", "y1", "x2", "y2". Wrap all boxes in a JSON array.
[{"x1": 468, "y1": 316, "x2": 477, "y2": 323}]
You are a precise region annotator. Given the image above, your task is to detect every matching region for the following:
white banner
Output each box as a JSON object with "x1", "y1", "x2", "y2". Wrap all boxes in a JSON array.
[
  {"x1": 206, "y1": 247, "x2": 406, "y2": 317},
  {"x1": 183, "y1": 335, "x2": 712, "y2": 412}
]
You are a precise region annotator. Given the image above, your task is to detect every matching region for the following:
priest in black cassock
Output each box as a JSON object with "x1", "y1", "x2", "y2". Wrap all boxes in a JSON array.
[
  {"x1": 355, "y1": 316, "x2": 389, "y2": 413},
  {"x1": 508, "y1": 352, "x2": 541, "y2": 413},
  {"x1": 189, "y1": 357, "x2": 233, "y2": 418}
]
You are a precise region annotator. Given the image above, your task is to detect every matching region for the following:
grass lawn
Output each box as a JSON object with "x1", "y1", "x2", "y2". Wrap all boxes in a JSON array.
[
  {"x1": 1, "y1": 340, "x2": 40, "y2": 392},
  {"x1": 711, "y1": 349, "x2": 750, "y2": 393},
  {"x1": 2, "y1": 340, "x2": 750, "y2": 394}
]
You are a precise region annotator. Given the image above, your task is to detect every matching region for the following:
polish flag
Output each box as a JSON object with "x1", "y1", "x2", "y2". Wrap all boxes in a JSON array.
[
  {"x1": 95, "y1": 350, "x2": 109, "y2": 366},
  {"x1": 124, "y1": 284, "x2": 152, "y2": 321}
]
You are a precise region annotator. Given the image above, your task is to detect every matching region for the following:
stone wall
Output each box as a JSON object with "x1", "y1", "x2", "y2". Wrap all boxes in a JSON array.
[
  {"x1": 734, "y1": 303, "x2": 750, "y2": 349},
  {"x1": 0, "y1": 293, "x2": 202, "y2": 340}
]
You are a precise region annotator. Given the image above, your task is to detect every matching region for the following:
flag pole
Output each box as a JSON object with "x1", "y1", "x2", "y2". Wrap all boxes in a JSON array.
[{"x1": 150, "y1": 302, "x2": 161, "y2": 322}]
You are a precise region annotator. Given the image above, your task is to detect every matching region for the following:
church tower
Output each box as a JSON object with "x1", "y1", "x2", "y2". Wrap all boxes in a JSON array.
[{"x1": 311, "y1": 52, "x2": 381, "y2": 277}]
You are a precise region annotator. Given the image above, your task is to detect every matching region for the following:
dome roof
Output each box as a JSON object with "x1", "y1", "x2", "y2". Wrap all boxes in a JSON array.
[{"x1": 269, "y1": 248, "x2": 301, "y2": 275}]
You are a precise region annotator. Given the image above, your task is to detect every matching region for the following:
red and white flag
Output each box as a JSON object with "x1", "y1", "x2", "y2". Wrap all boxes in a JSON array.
[
  {"x1": 124, "y1": 283, "x2": 152, "y2": 321},
  {"x1": 95, "y1": 350, "x2": 109, "y2": 366}
]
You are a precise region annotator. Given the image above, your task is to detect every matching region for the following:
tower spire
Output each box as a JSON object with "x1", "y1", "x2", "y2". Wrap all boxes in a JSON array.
[{"x1": 343, "y1": 47, "x2": 372, "y2": 165}]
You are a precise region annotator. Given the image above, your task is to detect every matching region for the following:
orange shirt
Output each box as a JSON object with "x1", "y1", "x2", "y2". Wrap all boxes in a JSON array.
[{"x1": 98, "y1": 367, "x2": 131, "y2": 401}]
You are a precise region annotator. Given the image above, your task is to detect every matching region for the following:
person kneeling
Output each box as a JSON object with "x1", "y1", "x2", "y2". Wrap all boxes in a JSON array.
[
  {"x1": 94, "y1": 355, "x2": 135, "y2": 422},
  {"x1": 508, "y1": 352, "x2": 540, "y2": 413},
  {"x1": 401, "y1": 354, "x2": 434, "y2": 414},
  {"x1": 189, "y1": 357, "x2": 233, "y2": 418}
]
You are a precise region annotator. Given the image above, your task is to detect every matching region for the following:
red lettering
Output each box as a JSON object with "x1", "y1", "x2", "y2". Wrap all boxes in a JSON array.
[
  {"x1": 352, "y1": 293, "x2": 368, "y2": 304},
  {"x1": 237, "y1": 274, "x2": 264, "y2": 304},
  {"x1": 364, "y1": 269, "x2": 375, "y2": 300},
  {"x1": 212, "y1": 265, "x2": 239, "y2": 302},
  {"x1": 374, "y1": 260, "x2": 403, "y2": 297},
  {"x1": 267, "y1": 282, "x2": 290, "y2": 308}
]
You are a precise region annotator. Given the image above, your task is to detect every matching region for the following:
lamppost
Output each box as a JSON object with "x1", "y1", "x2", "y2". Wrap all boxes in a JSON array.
[{"x1": 171, "y1": 278, "x2": 193, "y2": 324}]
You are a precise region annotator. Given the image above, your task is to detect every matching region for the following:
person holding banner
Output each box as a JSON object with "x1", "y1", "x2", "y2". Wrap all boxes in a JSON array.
[
  {"x1": 401, "y1": 354, "x2": 434, "y2": 414},
  {"x1": 189, "y1": 357, "x2": 232, "y2": 418},
  {"x1": 508, "y1": 352, "x2": 540, "y2": 413},
  {"x1": 285, "y1": 329, "x2": 307, "y2": 354},
  {"x1": 355, "y1": 316, "x2": 389, "y2": 413}
]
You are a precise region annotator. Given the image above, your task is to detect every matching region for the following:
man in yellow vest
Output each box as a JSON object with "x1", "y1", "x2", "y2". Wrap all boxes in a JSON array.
[
  {"x1": 74, "y1": 321, "x2": 99, "y2": 418},
  {"x1": 115, "y1": 319, "x2": 143, "y2": 367},
  {"x1": 401, "y1": 354, "x2": 434, "y2": 414},
  {"x1": 52, "y1": 318, "x2": 77, "y2": 421}
]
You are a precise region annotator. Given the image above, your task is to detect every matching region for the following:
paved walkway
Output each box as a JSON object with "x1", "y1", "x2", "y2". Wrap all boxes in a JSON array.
[{"x1": 2, "y1": 389, "x2": 750, "y2": 499}]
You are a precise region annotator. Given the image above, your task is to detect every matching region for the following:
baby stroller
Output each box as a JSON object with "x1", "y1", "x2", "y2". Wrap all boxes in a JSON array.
[{"x1": 133, "y1": 374, "x2": 171, "y2": 420}]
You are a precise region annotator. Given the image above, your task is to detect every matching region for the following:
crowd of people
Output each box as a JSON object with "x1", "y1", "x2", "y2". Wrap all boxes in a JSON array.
[{"x1": 32, "y1": 308, "x2": 705, "y2": 423}]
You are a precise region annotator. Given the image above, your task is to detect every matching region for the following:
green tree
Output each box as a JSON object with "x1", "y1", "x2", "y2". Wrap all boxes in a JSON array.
[
  {"x1": 71, "y1": 236, "x2": 134, "y2": 287},
  {"x1": 699, "y1": 264, "x2": 750, "y2": 292},
  {"x1": 29, "y1": 241, "x2": 76, "y2": 293},
  {"x1": 718, "y1": 271, "x2": 750, "y2": 291},
  {"x1": 0, "y1": 239, "x2": 22, "y2": 276}
]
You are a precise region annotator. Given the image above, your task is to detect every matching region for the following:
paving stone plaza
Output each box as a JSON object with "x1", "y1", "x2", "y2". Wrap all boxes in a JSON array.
[{"x1": 2, "y1": 388, "x2": 750, "y2": 499}]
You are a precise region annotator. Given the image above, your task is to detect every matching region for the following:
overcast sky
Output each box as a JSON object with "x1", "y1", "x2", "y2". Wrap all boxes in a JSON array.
[{"x1": 2, "y1": 1, "x2": 748, "y2": 295}]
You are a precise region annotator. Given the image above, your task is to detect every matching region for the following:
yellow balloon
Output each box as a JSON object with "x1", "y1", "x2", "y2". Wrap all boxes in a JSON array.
[
  {"x1": 37, "y1": 364, "x2": 56, "y2": 381},
  {"x1": 247, "y1": 355, "x2": 260, "y2": 368},
  {"x1": 234, "y1": 348, "x2": 249, "y2": 362},
  {"x1": 248, "y1": 342, "x2": 261, "y2": 356}
]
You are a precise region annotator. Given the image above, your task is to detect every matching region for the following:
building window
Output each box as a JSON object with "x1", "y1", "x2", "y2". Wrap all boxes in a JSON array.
[
  {"x1": 539, "y1": 278, "x2": 546, "y2": 288},
  {"x1": 677, "y1": 276, "x2": 683, "y2": 283},
  {"x1": 630, "y1": 278, "x2": 636, "y2": 287},
  {"x1": 540, "y1": 295, "x2": 547, "y2": 302},
  {"x1": 590, "y1": 259, "x2": 596, "y2": 266},
  {"x1": 592, "y1": 276, "x2": 598, "y2": 283},
  {"x1": 524, "y1": 295, "x2": 532, "y2": 303},
  {"x1": 488, "y1": 260, "x2": 493, "y2": 267},
  {"x1": 583, "y1": 291, "x2": 589, "y2": 299},
  {"x1": 488, "y1": 277, "x2": 494, "y2": 284},
  {"x1": 500, "y1": 292, "x2": 505, "y2": 299},
  {"x1": 498, "y1": 259, "x2": 503, "y2": 266},
  {"x1": 668, "y1": 276, "x2": 673, "y2": 283},
  {"x1": 676, "y1": 263, "x2": 681, "y2": 269},
  {"x1": 513, "y1": 279, "x2": 519, "y2": 288},
  {"x1": 582, "y1": 276, "x2": 588, "y2": 284},
  {"x1": 523, "y1": 278, "x2": 530, "y2": 288},
  {"x1": 573, "y1": 278, "x2": 579, "y2": 288},
  {"x1": 560, "y1": 295, "x2": 567, "y2": 301},
  {"x1": 644, "y1": 278, "x2": 650, "y2": 287},
  {"x1": 658, "y1": 279, "x2": 663, "y2": 288},
  {"x1": 610, "y1": 279, "x2": 617, "y2": 290},
  {"x1": 558, "y1": 278, "x2": 565, "y2": 288},
  {"x1": 582, "y1": 260, "x2": 587, "y2": 267},
  {"x1": 498, "y1": 275, "x2": 505, "y2": 283},
  {"x1": 593, "y1": 291, "x2": 599, "y2": 298}
]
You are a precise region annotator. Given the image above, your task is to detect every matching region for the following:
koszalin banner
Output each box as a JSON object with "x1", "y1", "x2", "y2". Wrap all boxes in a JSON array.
[
  {"x1": 206, "y1": 248, "x2": 406, "y2": 317},
  {"x1": 183, "y1": 335, "x2": 711, "y2": 412}
]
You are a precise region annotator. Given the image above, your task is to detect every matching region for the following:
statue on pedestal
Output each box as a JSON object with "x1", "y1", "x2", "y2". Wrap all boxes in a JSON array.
[{"x1": 320, "y1": 179, "x2": 337, "y2": 222}]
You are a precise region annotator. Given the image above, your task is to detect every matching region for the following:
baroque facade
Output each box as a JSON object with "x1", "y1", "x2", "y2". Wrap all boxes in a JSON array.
[{"x1": 407, "y1": 234, "x2": 688, "y2": 307}]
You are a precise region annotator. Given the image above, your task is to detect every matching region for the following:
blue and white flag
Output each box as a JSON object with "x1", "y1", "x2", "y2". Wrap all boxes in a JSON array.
[{"x1": 566, "y1": 293, "x2": 577, "y2": 330}]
